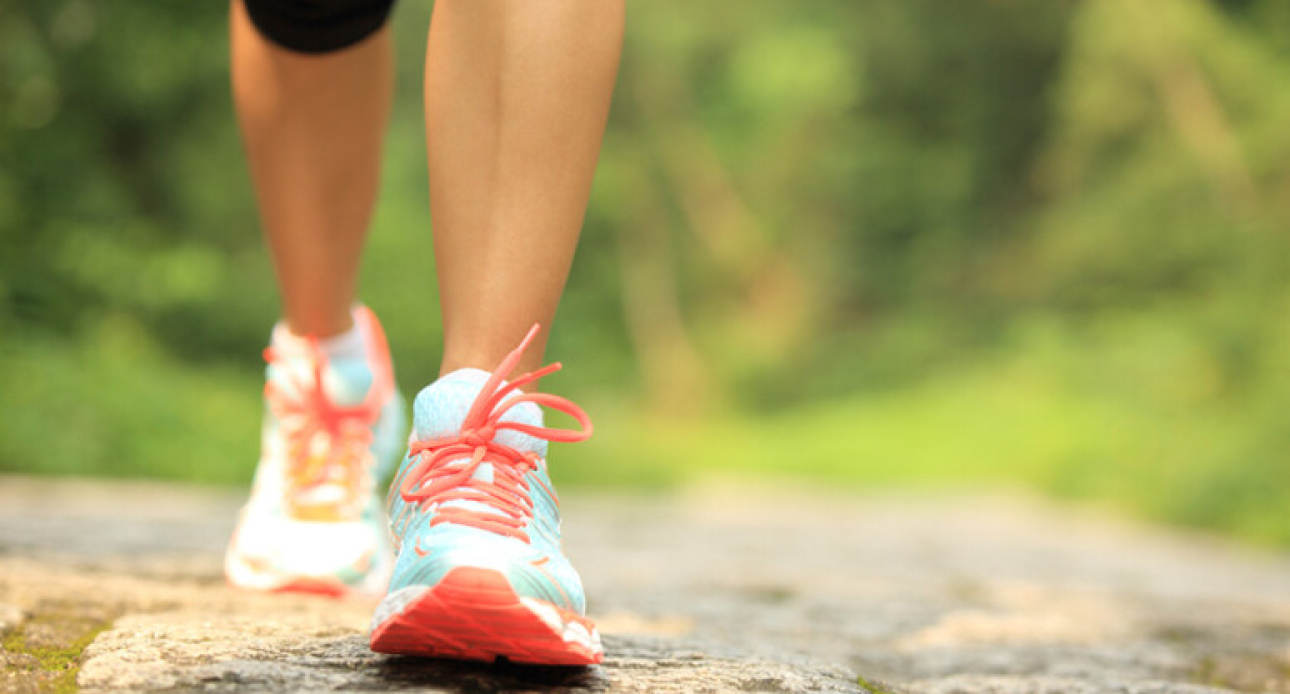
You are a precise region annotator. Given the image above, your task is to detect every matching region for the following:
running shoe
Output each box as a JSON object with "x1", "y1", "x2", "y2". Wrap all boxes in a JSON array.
[
  {"x1": 370, "y1": 324, "x2": 602, "y2": 665},
  {"x1": 225, "y1": 305, "x2": 406, "y2": 598}
]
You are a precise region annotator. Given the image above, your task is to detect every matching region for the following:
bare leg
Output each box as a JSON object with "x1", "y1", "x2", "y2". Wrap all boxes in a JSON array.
[
  {"x1": 425, "y1": 0, "x2": 624, "y2": 377},
  {"x1": 230, "y1": 0, "x2": 393, "y2": 337}
]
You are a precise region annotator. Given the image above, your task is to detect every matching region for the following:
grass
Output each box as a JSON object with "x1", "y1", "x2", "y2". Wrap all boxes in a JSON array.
[
  {"x1": 2, "y1": 308, "x2": 1289, "y2": 546},
  {"x1": 855, "y1": 674, "x2": 901, "y2": 694},
  {"x1": 0, "y1": 317, "x2": 260, "y2": 484},
  {"x1": 567, "y1": 310, "x2": 1290, "y2": 546},
  {"x1": 3, "y1": 613, "x2": 112, "y2": 694}
]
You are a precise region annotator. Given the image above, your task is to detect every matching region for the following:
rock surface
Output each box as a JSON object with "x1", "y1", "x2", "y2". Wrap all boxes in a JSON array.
[{"x1": 1, "y1": 475, "x2": 1288, "y2": 693}]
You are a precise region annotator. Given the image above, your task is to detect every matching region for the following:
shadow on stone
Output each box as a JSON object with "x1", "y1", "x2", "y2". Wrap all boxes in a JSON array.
[{"x1": 376, "y1": 654, "x2": 608, "y2": 692}]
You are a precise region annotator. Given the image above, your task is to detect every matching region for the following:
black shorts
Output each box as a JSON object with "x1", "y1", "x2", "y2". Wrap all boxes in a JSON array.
[{"x1": 242, "y1": 0, "x2": 397, "y2": 54}]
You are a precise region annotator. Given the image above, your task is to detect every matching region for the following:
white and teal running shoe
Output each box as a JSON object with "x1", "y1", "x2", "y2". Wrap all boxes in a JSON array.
[
  {"x1": 370, "y1": 324, "x2": 602, "y2": 665},
  {"x1": 225, "y1": 306, "x2": 405, "y2": 598}
]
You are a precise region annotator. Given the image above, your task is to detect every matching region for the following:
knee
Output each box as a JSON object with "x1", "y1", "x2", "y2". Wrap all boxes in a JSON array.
[{"x1": 240, "y1": 0, "x2": 397, "y2": 54}]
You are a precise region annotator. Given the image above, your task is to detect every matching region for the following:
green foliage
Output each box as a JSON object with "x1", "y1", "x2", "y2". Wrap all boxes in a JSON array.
[
  {"x1": 2, "y1": 1, "x2": 1290, "y2": 544},
  {"x1": 3, "y1": 612, "x2": 111, "y2": 694}
]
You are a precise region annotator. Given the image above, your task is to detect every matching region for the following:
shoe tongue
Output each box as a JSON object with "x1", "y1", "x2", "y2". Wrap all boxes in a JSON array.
[
  {"x1": 269, "y1": 356, "x2": 373, "y2": 407},
  {"x1": 411, "y1": 368, "x2": 546, "y2": 455}
]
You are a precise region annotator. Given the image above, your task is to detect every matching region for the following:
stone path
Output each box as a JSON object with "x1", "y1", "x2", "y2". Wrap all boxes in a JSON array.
[{"x1": 1, "y1": 475, "x2": 1289, "y2": 693}]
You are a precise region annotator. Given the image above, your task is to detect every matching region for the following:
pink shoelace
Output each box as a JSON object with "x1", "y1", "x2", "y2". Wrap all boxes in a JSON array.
[
  {"x1": 264, "y1": 339, "x2": 384, "y2": 496},
  {"x1": 394, "y1": 324, "x2": 592, "y2": 542}
]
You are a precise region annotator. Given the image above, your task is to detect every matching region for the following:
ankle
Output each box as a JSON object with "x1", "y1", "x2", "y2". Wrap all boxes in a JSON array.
[
  {"x1": 281, "y1": 307, "x2": 356, "y2": 341},
  {"x1": 273, "y1": 308, "x2": 367, "y2": 362},
  {"x1": 440, "y1": 343, "x2": 547, "y2": 380}
]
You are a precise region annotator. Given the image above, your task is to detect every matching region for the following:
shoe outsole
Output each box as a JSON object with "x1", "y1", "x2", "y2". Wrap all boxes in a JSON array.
[
  {"x1": 271, "y1": 577, "x2": 357, "y2": 599},
  {"x1": 369, "y1": 566, "x2": 603, "y2": 665}
]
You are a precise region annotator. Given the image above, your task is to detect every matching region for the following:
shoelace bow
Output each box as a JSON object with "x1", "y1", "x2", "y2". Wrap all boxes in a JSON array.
[
  {"x1": 395, "y1": 324, "x2": 592, "y2": 542},
  {"x1": 264, "y1": 340, "x2": 384, "y2": 492}
]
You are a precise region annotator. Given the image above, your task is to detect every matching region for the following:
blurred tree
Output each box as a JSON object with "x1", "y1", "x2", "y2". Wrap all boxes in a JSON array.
[{"x1": 3, "y1": 0, "x2": 1290, "y2": 542}]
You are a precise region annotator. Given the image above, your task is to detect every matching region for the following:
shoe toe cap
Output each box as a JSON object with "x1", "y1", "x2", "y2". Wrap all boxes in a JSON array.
[{"x1": 390, "y1": 527, "x2": 585, "y2": 613}]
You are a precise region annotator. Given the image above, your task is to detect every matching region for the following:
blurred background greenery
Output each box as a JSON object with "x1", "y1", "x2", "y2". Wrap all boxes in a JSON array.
[{"x1": 3, "y1": 0, "x2": 1290, "y2": 544}]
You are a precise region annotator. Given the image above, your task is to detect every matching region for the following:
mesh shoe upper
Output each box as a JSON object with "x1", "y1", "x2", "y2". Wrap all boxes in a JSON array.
[
  {"x1": 226, "y1": 306, "x2": 405, "y2": 595},
  {"x1": 384, "y1": 327, "x2": 592, "y2": 614}
]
